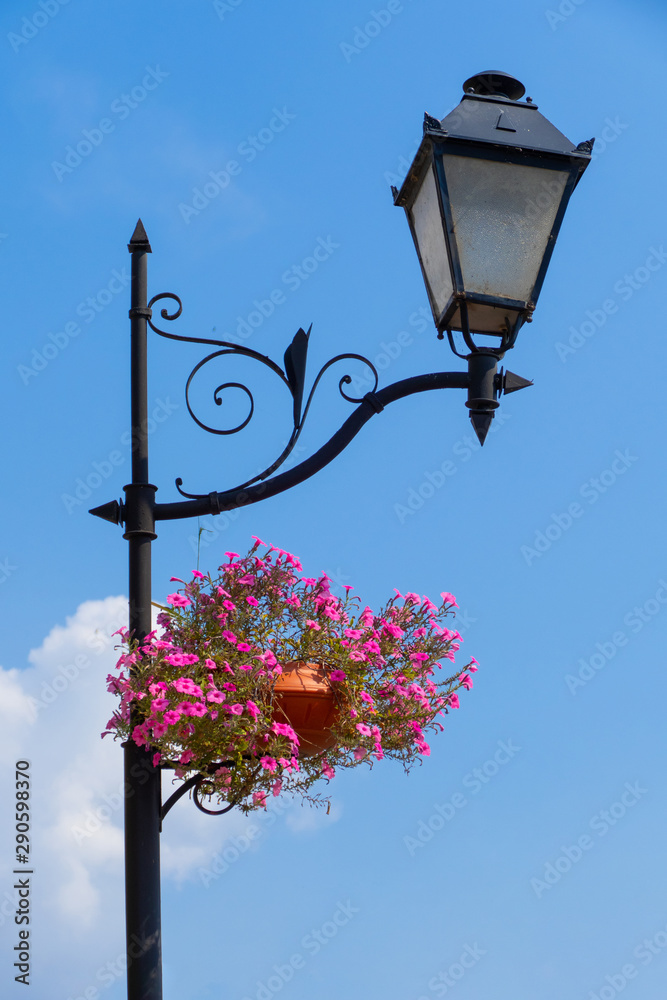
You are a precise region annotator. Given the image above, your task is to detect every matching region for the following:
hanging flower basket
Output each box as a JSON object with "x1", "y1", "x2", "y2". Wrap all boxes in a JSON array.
[{"x1": 104, "y1": 539, "x2": 478, "y2": 812}]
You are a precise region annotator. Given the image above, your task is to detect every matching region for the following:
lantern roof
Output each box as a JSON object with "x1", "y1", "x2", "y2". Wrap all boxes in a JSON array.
[{"x1": 394, "y1": 71, "x2": 593, "y2": 209}]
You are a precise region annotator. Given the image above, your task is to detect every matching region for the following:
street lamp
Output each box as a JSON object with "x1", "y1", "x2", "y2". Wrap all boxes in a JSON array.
[
  {"x1": 91, "y1": 72, "x2": 591, "y2": 1000},
  {"x1": 393, "y1": 69, "x2": 593, "y2": 441},
  {"x1": 394, "y1": 69, "x2": 592, "y2": 345}
]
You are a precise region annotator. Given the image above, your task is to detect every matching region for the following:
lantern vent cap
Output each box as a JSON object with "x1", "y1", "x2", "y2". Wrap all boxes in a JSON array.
[{"x1": 462, "y1": 71, "x2": 526, "y2": 102}]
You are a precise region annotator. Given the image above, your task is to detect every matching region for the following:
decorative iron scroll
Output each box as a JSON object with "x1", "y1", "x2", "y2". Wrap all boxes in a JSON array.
[
  {"x1": 147, "y1": 292, "x2": 379, "y2": 500},
  {"x1": 160, "y1": 767, "x2": 237, "y2": 822}
]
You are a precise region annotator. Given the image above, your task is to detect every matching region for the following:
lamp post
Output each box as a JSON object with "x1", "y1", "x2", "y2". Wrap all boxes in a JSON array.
[{"x1": 91, "y1": 72, "x2": 592, "y2": 1000}]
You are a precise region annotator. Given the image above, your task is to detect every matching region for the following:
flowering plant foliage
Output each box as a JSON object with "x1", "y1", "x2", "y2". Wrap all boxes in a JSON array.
[{"x1": 103, "y1": 539, "x2": 478, "y2": 812}]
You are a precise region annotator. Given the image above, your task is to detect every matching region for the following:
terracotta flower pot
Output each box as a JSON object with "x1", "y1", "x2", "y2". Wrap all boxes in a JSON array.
[{"x1": 273, "y1": 661, "x2": 339, "y2": 757}]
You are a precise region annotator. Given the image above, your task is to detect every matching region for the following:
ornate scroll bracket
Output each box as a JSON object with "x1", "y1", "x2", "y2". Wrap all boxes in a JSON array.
[
  {"x1": 160, "y1": 765, "x2": 237, "y2": 825},
  {"x1": 146, "y1": 291, "x2": 379, "y2": 500},
  {"x1": 90, "y1": 280, "x2": 533, "y2": 529}
]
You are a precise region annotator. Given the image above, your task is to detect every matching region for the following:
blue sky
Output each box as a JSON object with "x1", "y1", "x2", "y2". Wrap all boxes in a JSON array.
[{"x1": 1, "y1": 0, "x2": 667, "y2": 998}]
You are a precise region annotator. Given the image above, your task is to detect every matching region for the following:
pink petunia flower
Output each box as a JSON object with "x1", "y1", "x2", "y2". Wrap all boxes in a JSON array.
[
  {"x1": 440, "y1": 591, "x2": 458, "y2": 607},
  {"x1": 344, "y1": 628, "x2": 364, "y2": 640},
  {"x1": 165, "y1": 653, "x2": 187, "y2": 667},
  {"x1": 360, "y1": 607, "x2": 374, "y2": 627},
  {"x1": 447, "y1": 693, "x2": 460, "y2": 709},
  {"x1": 132, "y1": 725, "x2": 148, "y2": 747},
  {"x1": 260, "y1": 756, "x2": 278, "y2": 772},
  {"x1": 272, "y1": 722, "x2": 299, "y2": 744},
  {"x1": 330, "y1": 669, "x2": 346, "y2": 682},
  {"x1": 173, "y1": 678, "x2": 203, "y2": 697},
  {"x1": 253, "y1": 791, "x2": 267, "y2": 809},
  {"x1": 167, "y1": 593, "x2": 191, "y2": 608},
  {"x1": 177, "y1": 701, "x2": 198, "y2": 716},
  {"x1": 356, "y1": 723, "x2": 372, "y2": 737},
  {"x1": 459, "y1": 673, "x2": 473, "y2": 690},
  {"x1": 228, "y1": 703, "x2": 244, "y2": 715}
]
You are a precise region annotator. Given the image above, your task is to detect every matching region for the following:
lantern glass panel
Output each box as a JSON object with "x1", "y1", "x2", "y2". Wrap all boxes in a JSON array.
[
  {"x1": 443, "y1": 155, "x2": 569, "y2": 304},
  {"x1": 409, "y1": 165, "x2": 453, "y2": 315}
]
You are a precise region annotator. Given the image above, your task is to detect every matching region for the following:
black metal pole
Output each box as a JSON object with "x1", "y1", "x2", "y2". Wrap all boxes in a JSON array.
[{"x1": 123, "y1": 221, "x2": 162, "y2": 1000}]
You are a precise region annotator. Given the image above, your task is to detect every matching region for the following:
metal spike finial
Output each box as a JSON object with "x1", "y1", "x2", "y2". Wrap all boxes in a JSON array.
[
  {"x1": 128, "y1": 219, "x2": 152, "y2": 253},
  {"x1": 89, "y1": 500, "x2": 123, "y2": 525},
  {"x1": 469, "y1": 410, "x2": 494, "y2": 446},
  {"x1": 501, "y1": 369, "x2": 534, "y2": 395}
]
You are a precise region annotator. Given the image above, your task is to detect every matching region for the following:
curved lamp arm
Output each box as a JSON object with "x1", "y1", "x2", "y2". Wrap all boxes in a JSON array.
[{"x1": 154, "y1": 369, "x2": 469, "y2": 521}]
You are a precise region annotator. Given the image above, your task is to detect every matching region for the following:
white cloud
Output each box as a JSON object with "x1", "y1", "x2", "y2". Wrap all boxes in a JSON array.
[
  {"x1": 0, "y1": 596, "x2": 344, "y2": 997},
  {"x1": 0, "y1": 596, "x2": 263, "y2": 999}
]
